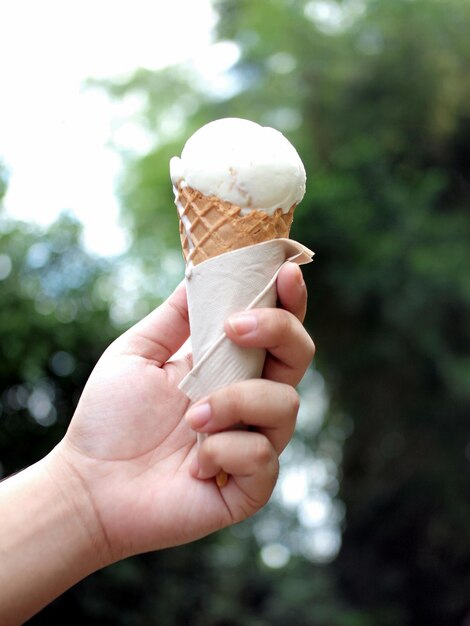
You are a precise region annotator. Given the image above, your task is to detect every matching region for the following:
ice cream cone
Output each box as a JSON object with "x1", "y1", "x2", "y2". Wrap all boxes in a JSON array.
[
  {"x1": 175, "y1": 184, "x2": 295, "y2": 266},
  {"x1": 170, "y1": 118, "x2": 311, "y2": 490},
  {"x1": 174, "y1": 186, "x2": 299, "y2": 488}
]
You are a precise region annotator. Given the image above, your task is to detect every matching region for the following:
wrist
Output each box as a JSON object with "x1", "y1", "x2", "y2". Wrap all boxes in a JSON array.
[
  {"x1": 44, "y1": 443, "x2": 113, "y2": 571},
  {"x1": 0, "y1": 446, "x2": 111, "y2": 624}
]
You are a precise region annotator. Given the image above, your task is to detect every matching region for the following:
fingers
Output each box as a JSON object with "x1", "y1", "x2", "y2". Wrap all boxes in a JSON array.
[
  {"x1": 223, "y1": 262, "x2": 314, "y2": 386},
  {"x1": 276, "y1": 262, "x2": 308, "y2": 323},
  {"x1": 224, "y1": 306, "x2": 315, "y2": 388},
  {"x1": 117, "y1": 281, "x2": 189, "y2": 365},
  {"x1": 190, "y1": 430, "x2": 279, "y2": 519},
  {"x1": 191, "y1": 430, "x2": 278, "y2": 481},
  {"x1": 186, "y1": 378, "x2": 297, "y2": 516},
  {"x1": 185, "y1": 379, "x2": 300, "y2": 455}
]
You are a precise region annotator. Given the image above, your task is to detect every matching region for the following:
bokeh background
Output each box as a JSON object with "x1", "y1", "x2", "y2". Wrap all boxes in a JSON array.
[{"x1": 1, "y1": 1, "x2": 469, "y2": 624}]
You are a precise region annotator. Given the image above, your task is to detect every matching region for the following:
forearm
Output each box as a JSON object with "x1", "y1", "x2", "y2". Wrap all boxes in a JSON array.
[{"x1": 0, "y1": 449, "x2": 107, "y2": 625}]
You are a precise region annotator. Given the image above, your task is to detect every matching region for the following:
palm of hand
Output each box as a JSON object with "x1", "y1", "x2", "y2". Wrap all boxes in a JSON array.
[{"x1": 63, "y1": 341, "x2": 234, "y2": 560}]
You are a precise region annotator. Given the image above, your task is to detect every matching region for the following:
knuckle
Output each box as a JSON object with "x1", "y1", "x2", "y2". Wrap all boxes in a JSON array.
[
  {"x1": 270, "y1": 457, "x2": 280, "y2": 485},
  {"x1": 304, "y1": 335, "x2": 316, "y2": 364},
  {"x1": 222, "y1": 384, "x2": 243, "y2": 420},
  {"x1": 309, "y1": 337, "x2": 316, "y2": 359},
  {"x1": 201, "y1": 433, "x2": 219, "y2": 461},
  {"x1": 281, "y1": 386, "x2": 300, "y2": 435},
  {"x1": 210, "y1": 383, "x2": 242, "y2": 427},
  {"x1": 289, "y1": 388, "x2": 301, "y2": 417},
  {"x1": 264, "y1": 457, "x2": 280, "y2": 499},
  {"x1": 253, "y1": 435, "x2": 274, "y2": 466},
  {"x1": 277, "y1": 309, "x2": 292, "y2": 335},
  {"x1": 267, "y1": 308, "x2": 292, "y2": 340}
]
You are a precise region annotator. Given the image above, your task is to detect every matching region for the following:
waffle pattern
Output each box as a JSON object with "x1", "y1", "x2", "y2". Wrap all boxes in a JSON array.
[{"x1": 176, "y1": 185, "x2": 295, "y2": 266}]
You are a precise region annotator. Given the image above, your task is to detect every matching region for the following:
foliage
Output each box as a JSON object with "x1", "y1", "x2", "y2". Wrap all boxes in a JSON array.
[
  {"x1": 0, "y1": 214, "x2": 116, "y2": 473},
  {"x1": 2, "y1": 0, "x2": 470, "y2": 624},
  {"x1": 0, "y1": 162, "x2": 8, "y2": 203},
  {"x1": 94, "y1": 0, "x2": 470, "y2": 623}
]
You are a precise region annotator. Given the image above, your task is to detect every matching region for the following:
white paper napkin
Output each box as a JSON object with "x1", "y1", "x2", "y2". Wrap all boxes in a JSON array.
[{"x1": 179, "y1": 238, "x2": 313, "y2": 403}]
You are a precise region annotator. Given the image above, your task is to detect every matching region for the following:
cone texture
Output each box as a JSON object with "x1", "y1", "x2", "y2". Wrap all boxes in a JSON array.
[{"x1": 175, "y1": 184, "x2": 295, "y2": 266}]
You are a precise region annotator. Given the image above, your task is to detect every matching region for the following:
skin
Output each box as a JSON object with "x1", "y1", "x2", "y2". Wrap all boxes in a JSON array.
[{"x1": 0, "y1": 262, "x2": 314, "y2": 624}]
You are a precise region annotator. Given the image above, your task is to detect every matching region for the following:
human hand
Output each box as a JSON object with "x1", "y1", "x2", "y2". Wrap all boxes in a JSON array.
[{"x1": 51, "y1": 262, "x2": 314, "y2": 566}]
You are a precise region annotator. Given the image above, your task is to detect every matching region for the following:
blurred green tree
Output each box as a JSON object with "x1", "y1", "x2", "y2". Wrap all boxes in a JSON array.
[
  {"x1": 90, "y1": 0, "x2": 470, "y2": 624},
  {"x1": 0, "y1": 213, "x2": 116, "y2": 474},
  {"x1": 2, "y1": 0, "x2": 470, "y2": 624},
  {"x1": 0, "y1": 162, "x2": 8, "y2": 202}
]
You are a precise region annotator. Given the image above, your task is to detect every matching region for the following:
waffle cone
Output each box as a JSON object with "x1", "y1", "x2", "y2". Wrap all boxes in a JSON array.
[{"x1": 175, "y1": 184, "x2": 295, "y2": 266}]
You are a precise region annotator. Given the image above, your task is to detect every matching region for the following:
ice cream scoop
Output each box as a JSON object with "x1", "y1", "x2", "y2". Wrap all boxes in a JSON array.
[
  {"x1": 170, "y1": 118, "x2": 306, "y2": 267},
  {"x1": 170, "y1": 117, "x2": 306, "y2": 216}
]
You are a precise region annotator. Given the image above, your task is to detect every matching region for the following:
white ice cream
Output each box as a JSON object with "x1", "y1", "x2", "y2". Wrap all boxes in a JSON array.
[{"x1": 170, "y1": 118, "x2": 306, "y2": 216}]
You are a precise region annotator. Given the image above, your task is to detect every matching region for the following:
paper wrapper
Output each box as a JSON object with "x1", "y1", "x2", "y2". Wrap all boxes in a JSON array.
[{"x1": 179, "y1": 238, "x2": 313, "y2": 403}]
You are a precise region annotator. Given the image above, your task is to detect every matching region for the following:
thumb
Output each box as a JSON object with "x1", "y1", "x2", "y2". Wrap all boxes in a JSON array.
[{"x1": 119, "y1": 281, "x2": 189, "y2": 365}]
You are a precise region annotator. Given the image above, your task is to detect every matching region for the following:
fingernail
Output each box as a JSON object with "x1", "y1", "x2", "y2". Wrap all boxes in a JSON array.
[
  {"x1": 227, "y1": 313, "x2": 258, "y2": 335},
  {"x1": 185, "y1": 402, "x2": 211, "y2": 429}
]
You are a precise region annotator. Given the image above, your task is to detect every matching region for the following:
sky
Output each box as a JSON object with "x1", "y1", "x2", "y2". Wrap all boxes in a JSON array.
[{"x1": 0, "y1": 0, "x2": 216, "y2": 255}]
